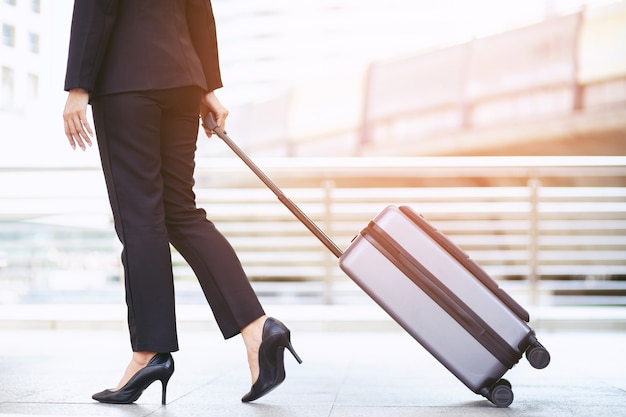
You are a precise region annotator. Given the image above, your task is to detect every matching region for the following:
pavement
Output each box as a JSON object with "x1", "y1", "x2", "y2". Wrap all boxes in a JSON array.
[{"x1": 1, "y1": 303, "x2": 626, "y2": 417}]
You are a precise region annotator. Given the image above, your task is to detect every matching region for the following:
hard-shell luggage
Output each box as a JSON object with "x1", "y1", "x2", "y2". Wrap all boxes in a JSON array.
[
  {"x1": 339, "y1": 204, "x2": 550, "y2": 407},
  {"x1": 203, "y1": 114, "x2": 551, "y2": 408}
]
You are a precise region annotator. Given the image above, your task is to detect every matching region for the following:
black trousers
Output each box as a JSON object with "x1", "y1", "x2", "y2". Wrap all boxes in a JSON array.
[{"x1": 91, "y1": 86, "x2": 265, "y2": 352}]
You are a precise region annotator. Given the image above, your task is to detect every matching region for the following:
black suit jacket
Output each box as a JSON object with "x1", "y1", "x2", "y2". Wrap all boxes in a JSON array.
[{"x1": 64, "y1": 0, "x2": 222, "y2": 96}]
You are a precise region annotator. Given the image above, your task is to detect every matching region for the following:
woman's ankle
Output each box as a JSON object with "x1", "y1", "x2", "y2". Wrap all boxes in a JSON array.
[
  {"x1": 241, "y1": 315, "x2": 268, "y2": 383},
  {"x1": 241, "y1": 315, "x2": 267, "y2": 344},
  {"x1": 131, "y1": 351, "x2": 158, "y2": 367},
  {"x1": 113, "y1": 351, "x2": 157, "y2": 390}
]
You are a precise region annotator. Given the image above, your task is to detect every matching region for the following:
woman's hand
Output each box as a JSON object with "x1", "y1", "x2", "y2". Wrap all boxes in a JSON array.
[
  {"x1": 200, "y1": 90, "x2": 228, "y2": 138},
  {"x1": 63, "y1": 88, "x2": 93, "y2": 150}
]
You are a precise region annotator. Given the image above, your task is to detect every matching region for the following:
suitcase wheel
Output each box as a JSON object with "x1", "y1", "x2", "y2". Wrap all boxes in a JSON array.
[
  {"x1": 488, "y1": 379, "x2": 514, "y2": 408},
  {"x1": 526, "y1": 341, "x2": 551, "y2": 369}
]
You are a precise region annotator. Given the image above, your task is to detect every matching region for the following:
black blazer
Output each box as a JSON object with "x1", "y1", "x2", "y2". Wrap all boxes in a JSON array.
[{"x1": 64, "y1": 0, "x2": 222, "y2": 97}]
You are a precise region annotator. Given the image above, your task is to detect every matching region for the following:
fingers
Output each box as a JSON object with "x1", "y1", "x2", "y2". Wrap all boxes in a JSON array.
[
  {"x1": 202, "y1": 109, "x2": 227, "y2": 139},
  {"x1": 213, "y1": 110, "x2": 228, "y2": 132},
  {"x1": 200, "y1": 91, "x2": 229, "y2": 139},
  {"x1": 63, "y1": 113, "x2": 93, "y2": 151},
  {"x1": 62, "y1": 88, "x2": 93, "y2": 151}
]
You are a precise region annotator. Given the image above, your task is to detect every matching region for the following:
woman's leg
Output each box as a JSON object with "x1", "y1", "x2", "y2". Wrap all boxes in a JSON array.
[
  {"x1": 157, "y1": 86, "x2": 266, "y2": 340},
  {"x1": 92, "y1": 91, "x2": 179, "y2": 354}
]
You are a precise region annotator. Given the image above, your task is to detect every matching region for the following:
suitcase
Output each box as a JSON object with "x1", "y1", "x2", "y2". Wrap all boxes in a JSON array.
[
  {"x1": 203, "y1": 114, "x2": 551, "y2": 408},
  {"x1": 339, "y1": 205, "x2": 550, "y2": 407}
]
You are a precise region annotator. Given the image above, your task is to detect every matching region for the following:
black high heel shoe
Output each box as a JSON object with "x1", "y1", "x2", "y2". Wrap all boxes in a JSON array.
[
  {"x1": 241, "y1": 317, "x2": 302, "y2": 402},
  {"x1": 92, "y1": 353, "x2": 174, "y2": 405}
]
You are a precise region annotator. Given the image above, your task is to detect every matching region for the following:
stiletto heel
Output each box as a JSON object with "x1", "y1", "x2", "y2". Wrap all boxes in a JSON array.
[
  {"x1": 286, "y1": 341, "x2": 303, "y2": 364},
  {"x1": 92, "y1": 353, "x2": 174, "y2": 405},
  {"x1": 160, "y1": 373, "x2": 171, "y2": 405},
  {"x1": 241, "y1": 317, "x2": 302, "y2": 402}
]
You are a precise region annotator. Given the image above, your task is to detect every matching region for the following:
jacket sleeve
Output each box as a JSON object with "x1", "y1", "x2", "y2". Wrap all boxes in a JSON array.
[
  {"x1": 186, "y1": 0, "x2": 223, "y2": 92},
  {"x1": 64, "y1": 0, "x2": 119, "y2": 92}
]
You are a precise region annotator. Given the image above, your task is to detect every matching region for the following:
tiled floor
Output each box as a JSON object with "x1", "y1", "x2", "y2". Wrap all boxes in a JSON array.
[{"x1": 1, "y1": 323, "x2": 625, "y2": 417}]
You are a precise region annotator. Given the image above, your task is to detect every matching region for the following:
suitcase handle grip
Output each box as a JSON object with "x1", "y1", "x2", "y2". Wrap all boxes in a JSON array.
[
  {"x1": 202, "y1": 113, "x2": 343, "y2": 258},
  {"x1": 202, "y1": 112, "x2": 219, "y2": 131}
]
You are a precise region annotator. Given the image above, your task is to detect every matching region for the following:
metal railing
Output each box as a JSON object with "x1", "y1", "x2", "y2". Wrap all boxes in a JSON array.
[{"x1": 1, "y1": 156, "x2": 625, "y2": 306}]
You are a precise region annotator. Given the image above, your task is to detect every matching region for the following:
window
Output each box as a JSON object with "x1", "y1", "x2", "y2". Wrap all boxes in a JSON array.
[
  {"x1": 31, "y1": 0, "x2": 41, "y2": 13},
  {"x1": 2, "y1": 24, "x2": 16, "y2": 47},
  {"x1": 28, "y1": 32, "x2": 39, "y2": 54},
  {"x1": 27, "y1": 73, "x2": 39, "y2": 100},
  {"x1": 1, "y1": 66, "x2": 14, "y2": 109}
]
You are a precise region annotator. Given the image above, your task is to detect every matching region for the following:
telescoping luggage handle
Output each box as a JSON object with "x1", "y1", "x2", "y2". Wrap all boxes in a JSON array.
[{"x1": 203, "y1": 113, "x2": 344, "y2": 259}]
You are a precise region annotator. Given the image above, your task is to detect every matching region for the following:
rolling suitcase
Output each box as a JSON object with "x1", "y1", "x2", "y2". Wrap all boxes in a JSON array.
[{"x1": 203, "y1": 114, "x2": 551, "y2": 408}]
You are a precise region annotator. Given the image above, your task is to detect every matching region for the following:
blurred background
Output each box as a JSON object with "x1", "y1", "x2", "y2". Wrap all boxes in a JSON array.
[{"x1": 0, "y1": 0, "x2": 625, "y2": 315}]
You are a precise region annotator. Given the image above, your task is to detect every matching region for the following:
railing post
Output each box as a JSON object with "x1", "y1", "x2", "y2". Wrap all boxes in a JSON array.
[
  {"x1": 322, "y1": 179, "x2": 336, "y2": 304},
  {"x1": 528, "y1": 177, "x2": 541, "y2": 305}
]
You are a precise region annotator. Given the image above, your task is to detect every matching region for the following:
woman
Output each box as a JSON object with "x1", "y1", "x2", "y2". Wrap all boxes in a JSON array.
[{"x1": 62, "y1": 0, "x2": 301, "y2": 404}]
